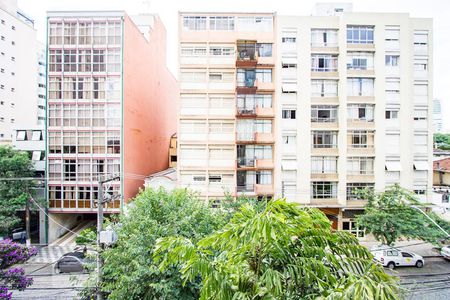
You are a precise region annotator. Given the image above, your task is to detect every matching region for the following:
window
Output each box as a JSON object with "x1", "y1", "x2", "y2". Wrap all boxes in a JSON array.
[
  {"x1": 312, "y1": 131, "x2": 337, "y2": 148},
  {"x1": 283, "y1": 134, "x2": 296, "y2": 146},
  {"x1": 385, "y1": 110, "x2": 399, "y2": 119},
  {"x1": 347, "y1": 183, "x2": 374, "y2": 200},
  {"x1": 209, "y1": 16, "x2": 234, "y2": 30},
  {"x1": 183, "y1": 16, "x2": 206, "y2": 30},
  {"x1": 347, "y1": 104, "x2": 374, "y2": 121},
  {"x1": 237, "y1": 17, "x2": 273, "y2": 32},
  {"x1": 347, "y1": 52, "x2": 374, "y2": 70},
  {"x1": 93, "y1": 22, "x2": 107, "y2": 44},
  {"x1": 414, "y1": 189, "x2": 426, "y2": 195},
  {"x1": 347, "y1": 78, "x2": 374, "y2": 96},
  {"x1": 347, "y1": 157, "x2": 374, "y2": 175},
  {"x1": 282, "y1": 109, "x2": 296, "y2": 119},
  {"x1": 32, "y1": 151, "x2": 42, "y2": 161},
  {"x1": 209, "y1": 46, "x2": 233, "y2": 56},
  {"x1": 16, "y1": 131, "x2": 26, "y2": 141},
  {"x1": 78, "y1": 22, "x2": 92, "y2": 44},
  {"x1": 386, "y1": 78, "x2": 400, "y2": 93},
  {"x1": 311, "y1": 55, "x2": 338, "y2": 72},
  {"x1": 311, "y1": 80, "x2": 338, "y2": 97},
  {"x1": 385, "y1": 55, "x2": 399, "y2": 67},
  {"x1": 311, "y1": 29, "x2": 338, "y2": 47},
  {"x1": 32, "y1": 131, "x2": 42, "y2": 141},
  {"x1": 342, "y1": 220, "x2": 365, "y2": 238},
  {"x1": 311, "y1": 105, "x2": 338, "y2": 122},
  {"x1": 282, "y1": 37, "x2": 296, "y2": 43},
  {"x1": 49, "y1": 50, "x2": 62, "y2": 72},
  {"x1": 311, "y1": 156, "x2": 337, "y2": 174},
  {"x1": 385, "y1": 26, "x2": 400, "y2": 50},
  {"x1": 63, "y1": 22, "x2": 77, "y2": 44},
  {"x1": 347, "y1": 25, "x2": 374, "y2": 44},
  {"x1": 48, "y1": 131, "x2": 62, "y2": 153},
  {"x1": 281, "y1": 80, "x2": 297, "y2": 93},
  {"x1": 311, "y1": 181, "x2": 337, "y2": 199},
  {"x1": 93, "y1": 50, "x2": 106, "y2": 72},
  {"x1": 181, "y1": 45, "x2": 207, "y2": 57},
  {"x1": 257, "y1": 43, "x2": 272, "y2": 57},
  {"x1": 255, "y1": 69, "x2": 272, "y2": 83},
  {"x1": 107, "y1": 21, "x2": 121, "y2": 44},
  {"x1": 63, "y1": 50, "x2": 77, "y2": 72},
  {"x1": 63, "y1": 159, "x2": 77, "y2": 181}
]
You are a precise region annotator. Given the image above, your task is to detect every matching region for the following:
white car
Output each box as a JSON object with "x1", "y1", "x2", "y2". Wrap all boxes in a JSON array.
[
  {"x1": 371, "y1": 248, "x2": 424, "y2": 269},
  {"x1": 441, "y1": 245, "x2": 450, "y2": 260}
]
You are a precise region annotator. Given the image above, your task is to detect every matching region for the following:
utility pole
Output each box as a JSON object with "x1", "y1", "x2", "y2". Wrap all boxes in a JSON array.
[
  {"x1": 96, "y1": 175, "x2": 120, "y2": 300},
  {"x1": 25, "y1": 194, "x2": 31, "y2": 247}
]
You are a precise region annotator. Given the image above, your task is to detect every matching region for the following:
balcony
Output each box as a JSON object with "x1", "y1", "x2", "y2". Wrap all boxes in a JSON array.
[
  {"x1": 236, "y1": 77, "x2": 257, "y2": 94},
  {"x1": 236, "y1": 41, "x2": 257, "y2": 68},
  {"x1": 237, "y1": 157, "x2": 255, "y2": 168},
  {"x1": 236, "y1": 107, "x2": 257, "y2": 117},
  {"x1": 256, "y1": 158, "x2": 274, "y2": 169},
  {"x1": 347, "y1": 120, "x2": 375, "y2": 130},
  {"x1": 236, "y1": 132, "x2": 274, "y2": 144},
  {"x1": 255, "y1": 184, "x2": 274, "y2": 195}
]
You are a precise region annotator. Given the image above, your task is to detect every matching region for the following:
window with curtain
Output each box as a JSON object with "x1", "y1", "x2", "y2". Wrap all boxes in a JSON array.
[{"x1": 347, "y1": 78, "x2": 374, "y2": 96}]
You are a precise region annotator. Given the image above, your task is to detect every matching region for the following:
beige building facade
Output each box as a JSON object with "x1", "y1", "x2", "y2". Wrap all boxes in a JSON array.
[{"x1": 178, "y1": 5, "x2": 433, "y2": 235}]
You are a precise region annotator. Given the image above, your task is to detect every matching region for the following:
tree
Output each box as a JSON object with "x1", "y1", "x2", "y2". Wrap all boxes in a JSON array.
[
  {"x1": 0, "y1": 146, "x2": 36, "y2": 236},
  {"x1": 80, "y1": 188, "x2": 232, "y2": 300},
  {"x1": 356, "y1": 185, "x2": 450, "y2": 246},
  {"x1": 434, "y1": 133, "x2": 450, "y2": 150},
  {"x1": 154, "y1": 198, "x2": 399, "y2": 300},
  {"x1": 0, "y1": 239, "x2": 37, "y2": 299}
]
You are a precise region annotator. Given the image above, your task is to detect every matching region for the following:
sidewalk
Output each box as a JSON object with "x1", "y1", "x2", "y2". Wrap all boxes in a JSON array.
[
  {"x1": 360, "y1": 239, "x2": 441, "y2": 257},
  {"x1": 28, "y1": 245, "x2": 75, "y2": 264}
]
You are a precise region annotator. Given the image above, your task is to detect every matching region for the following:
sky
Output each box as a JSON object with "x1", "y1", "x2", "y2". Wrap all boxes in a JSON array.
[{"x1": 17, "y1": 0, "x2": 450, "y2": 132}]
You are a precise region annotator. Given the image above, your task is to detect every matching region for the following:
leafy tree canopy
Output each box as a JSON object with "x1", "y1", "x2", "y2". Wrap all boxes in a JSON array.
[
  {"x1": 154, "y1": 198, "x2": 398, "y2": 300},
  {"x1": 0, "y1": 146, "x2": 36, "y2": 236},
  {"x1": 81, "y1": 188, "x2": 233, "y2": 300},
  {"x1": 356, "y1": 185, "x2": 450, "y2": 246}
]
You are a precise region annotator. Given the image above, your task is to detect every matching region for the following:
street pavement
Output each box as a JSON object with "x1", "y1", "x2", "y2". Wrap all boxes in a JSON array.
[{"x1": 11, "y1": 262, "x2": 88, "y2": 300}]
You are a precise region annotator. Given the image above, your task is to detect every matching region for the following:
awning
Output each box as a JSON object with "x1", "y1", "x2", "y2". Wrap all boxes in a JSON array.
[
  {"x1": 282, "y1": 160, "x2": 298, "y2": 170},
  {"x1": 282, "y1": 57, "x2": 297, "y2": 65},
  {"x1": 282, "y1": 84, "x2": 297, "y2": 92},
  {"x1": 414, "y1": 161, "x2": 429, "y2": 171},
  {"x1": 385, "y1": 161, "x2": 402, "y2": 171}
]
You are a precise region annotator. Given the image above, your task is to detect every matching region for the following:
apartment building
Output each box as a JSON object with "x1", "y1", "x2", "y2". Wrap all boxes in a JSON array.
[
  {"x1": 178, "y1": 4, "x2": 433, "y2": 236},
  {"x1": 46, "y1": 11, "x2": 177, "y2": 242},
  {"x1": 178, "y1": 12, "x2": 276, "y2": 202},
  {"x1": 0, "y1": 0, "x2": 39, "y2": 143},
  {"x1": 277, "y1": 3, "x2": 433, "y2": 232}
]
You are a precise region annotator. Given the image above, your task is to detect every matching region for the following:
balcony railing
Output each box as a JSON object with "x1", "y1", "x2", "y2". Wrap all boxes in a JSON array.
[
  {"x1": 237, "y1": 184, "x2": 254, "y2": 193},
  {"x1": 236, "y1": 78, "x2": 256, "y2": 88},
  {"x1": 237, "y1": 157, "x2": 256, "y2": 167},
  {"x1": 236, "y1": 107, "x2": 256, "y2": 115},
  {"x1": 311, "y1": 117, "x2": 338, "y2": 123}
]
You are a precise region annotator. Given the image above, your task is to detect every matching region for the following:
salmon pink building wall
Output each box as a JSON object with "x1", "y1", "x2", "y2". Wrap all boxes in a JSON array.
[{"x1": 122, "y1": 15, "x2": 178, "y2": 201}]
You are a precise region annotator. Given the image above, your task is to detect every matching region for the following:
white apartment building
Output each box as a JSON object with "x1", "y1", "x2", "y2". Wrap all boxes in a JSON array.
[
  {"x1": 0, "y1": 0, "x2": 40, "y2": 143},
  {"x1": 178, "y1": 4, "x2": 433, "y2": 234},
  {"x1": 276, "y1": 3, "x2": 433, "y2": 231}
]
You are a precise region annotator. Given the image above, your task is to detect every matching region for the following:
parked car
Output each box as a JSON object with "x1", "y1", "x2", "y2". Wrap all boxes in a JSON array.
[
  {"x1": 371, "y1": 248, "x2": 424, "y2": 269},
  {"x1": 54, "y1": 252, "x2": 90, "y2": 274},
  {"x1": 441, "y1": 245, "x2": 450, "y2": 260}
]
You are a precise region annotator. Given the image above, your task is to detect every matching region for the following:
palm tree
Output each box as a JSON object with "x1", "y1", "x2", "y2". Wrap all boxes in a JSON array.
[{"x1": 154, "y1": 198, "x2": 398, "y2": 299}]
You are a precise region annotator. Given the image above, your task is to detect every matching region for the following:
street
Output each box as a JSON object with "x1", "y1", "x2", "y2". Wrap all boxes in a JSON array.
[
  {"x1": 387, "y1": 257, "x2": 450, "y2": 300},
  {"x1": 11, "y1": 262, "x2": 88, "y2": 300}
]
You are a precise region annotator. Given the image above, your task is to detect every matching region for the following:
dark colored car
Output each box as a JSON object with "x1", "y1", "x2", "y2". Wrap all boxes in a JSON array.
[{"x1": 54, "y1": 252, "x2": 89, "y2": 274}]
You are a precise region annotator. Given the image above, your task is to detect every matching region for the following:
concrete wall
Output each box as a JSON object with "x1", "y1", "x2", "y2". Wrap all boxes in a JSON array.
[
  {"x1": 122, "y1": 15, "x2": 178, "y2": 201},
  {"x1": 47, "y1": 213, "x2": 83, "y2": 243},
  {"x1": 433, "y1": 171, "x2": 450, "y2": 186}
]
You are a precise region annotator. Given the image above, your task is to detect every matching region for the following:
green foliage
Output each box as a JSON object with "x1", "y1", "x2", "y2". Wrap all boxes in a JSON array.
[
  {"x1": 0, "y1": 146, "x2": 36, "y2": 235},
  {"x1": 75, "y1": 227, "x2": 96, "y2": 245},
  {"x1": 434, "y1": 133, "x2": 450, "y2": 150},
  {"x1": 80, "y1": 188, "x2": 231, "y2": 300},
  {"x1": 154, "y1": 198, "x2": 399, "y2": 300},
  {"x1": 356, "y1": 185, "x2": 450, "y2": 246}
]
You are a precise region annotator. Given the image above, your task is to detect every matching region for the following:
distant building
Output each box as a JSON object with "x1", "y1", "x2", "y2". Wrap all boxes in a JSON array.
[
  {"x1": 433, "y1": 98, "x2": 443, "y2": 133},
  {"x1": 144, "y1": 168, "x2": 177, "y2": 192},
  {"x1": 0, "y1": 0, "x2": 40, "y2": 143},
  {"x1": 12, "y1": 125, "x2": 46, "y2": 244},
  {"x1": 433, "y1": 157, "x2": 450, "y2": 186},
  {"x1": 46, "y1": 11, "x2": 177, "y2": 243}
]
